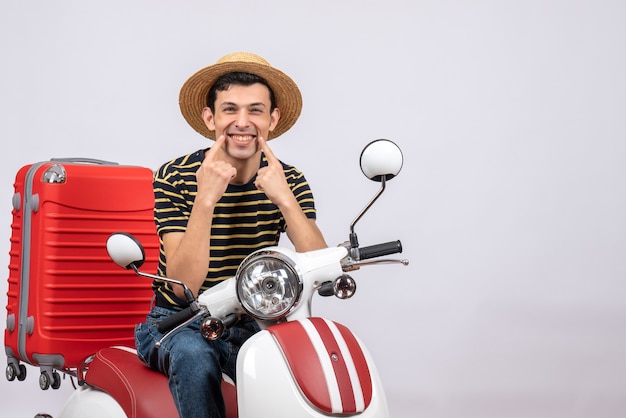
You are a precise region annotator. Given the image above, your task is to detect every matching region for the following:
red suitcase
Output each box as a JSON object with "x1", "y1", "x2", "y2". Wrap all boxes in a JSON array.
[{"x1": 4, "y1": 158, "x2": 159, "y2": 390}]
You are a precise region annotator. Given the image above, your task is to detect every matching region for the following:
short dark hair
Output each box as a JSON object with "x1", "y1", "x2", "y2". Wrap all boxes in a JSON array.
[{"x1": 206, "y1": 72, "x2": 277, "y2": 113}]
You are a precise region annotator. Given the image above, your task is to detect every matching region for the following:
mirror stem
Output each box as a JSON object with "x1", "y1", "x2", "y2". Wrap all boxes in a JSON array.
[
  {"x1": 182, "y1": 288, "x2": 196, "y2": 304},
  {"x1": 129, "y1": 264, "x2": 195, "y2": 304},
  {"x1": 349, "y1": 177, "x2": 387, "y2": 247}
]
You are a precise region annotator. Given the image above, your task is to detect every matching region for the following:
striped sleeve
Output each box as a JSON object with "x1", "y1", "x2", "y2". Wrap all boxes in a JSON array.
[{"x1": 153, "y1": 152, "x2": 202, "y2": 235}]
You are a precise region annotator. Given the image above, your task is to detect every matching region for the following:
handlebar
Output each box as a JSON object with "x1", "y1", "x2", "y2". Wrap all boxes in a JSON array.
[
  {"x1": 155, "y1": 242, "x2": 403, "y2": 331},
  {"x1": 156, "y1": 306, "x2": 198, "y2": 333},
  {"x1": 358, "y1": 240, "x2": 402, "y2": 260}
]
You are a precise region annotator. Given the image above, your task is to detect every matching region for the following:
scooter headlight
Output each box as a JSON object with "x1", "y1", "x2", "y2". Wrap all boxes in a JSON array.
[{"x1": 236, "y1": 250, "x2": 302, "y2": 320}]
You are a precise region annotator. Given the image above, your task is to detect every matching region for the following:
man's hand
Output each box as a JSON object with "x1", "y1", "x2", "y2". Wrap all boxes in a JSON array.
[
  {"x1": 255, "y1": 136, "x2": 292, "y2": 206},
  {"x1": 196, "y1": 135, "x2": 236, "y2": 207}
]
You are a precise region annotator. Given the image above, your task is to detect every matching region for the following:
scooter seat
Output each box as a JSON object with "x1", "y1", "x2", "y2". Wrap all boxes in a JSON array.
[{"x1": 84, "y1": 346, "x2": 237, "y2": 418}]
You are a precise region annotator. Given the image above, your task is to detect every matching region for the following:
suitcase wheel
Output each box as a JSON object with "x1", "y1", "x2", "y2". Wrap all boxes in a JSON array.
[
  {"x1": 38, "y1": 370, "x2": 61, "y2": 390},
  {"x1": 5, "y1": 363, "x2": 27, "y2": 382}
]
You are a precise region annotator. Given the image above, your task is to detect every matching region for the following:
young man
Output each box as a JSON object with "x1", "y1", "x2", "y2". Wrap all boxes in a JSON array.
[{"x1": 134, "y1": 52, "x2": 327, "y2": 418}]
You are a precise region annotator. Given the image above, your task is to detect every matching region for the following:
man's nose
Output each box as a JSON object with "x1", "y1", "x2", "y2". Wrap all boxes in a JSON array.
[{"x1": 235, "y1": 110, "x2": 250, "y2": 128}]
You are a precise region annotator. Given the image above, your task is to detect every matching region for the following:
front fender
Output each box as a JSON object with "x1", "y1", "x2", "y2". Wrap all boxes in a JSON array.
[{"x1": 236, "y1": 318, "x2": 389, "y2": 417}]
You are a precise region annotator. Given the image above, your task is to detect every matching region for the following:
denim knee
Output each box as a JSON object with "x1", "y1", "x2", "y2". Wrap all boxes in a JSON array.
[{"x1": 134, "y1": 306, "x2": 174, "y2": 370}]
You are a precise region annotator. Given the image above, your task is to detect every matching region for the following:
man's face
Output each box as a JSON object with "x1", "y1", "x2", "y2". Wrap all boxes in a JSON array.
[{"x1": 203, "y1": 83, "x2": 280, "y2": 161}]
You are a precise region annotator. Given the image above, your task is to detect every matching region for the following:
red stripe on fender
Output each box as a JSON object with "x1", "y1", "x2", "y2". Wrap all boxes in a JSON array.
[
  {"x1": 269, "y1": 318, "x2": 374, "y2": 414},
  {"x1": 268, "y1": 321, "x2": 332, "y2": 412},
  {"x1": 309, "y1": 318, "x2": 358, "y2": 412},
  {"x1": 335, "y1": 321, "x2": 373, "y2": 408}
]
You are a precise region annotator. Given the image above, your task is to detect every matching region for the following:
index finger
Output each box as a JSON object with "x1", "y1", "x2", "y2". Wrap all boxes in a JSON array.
[
  {"x1": 258, "y1": 136, "x2": 279, "y2": 164},
  {"x1": 205, "y1": 135, "x2": 226, "y2": 162}
]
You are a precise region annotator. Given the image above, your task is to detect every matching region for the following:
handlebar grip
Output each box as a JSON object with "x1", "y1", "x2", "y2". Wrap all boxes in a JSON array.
[
  {"x1": 358, "y1": 240, "x2": 402, "y2": 260},
  {"x1": 156, "y1": 306, "x2": 197, "y2": 333}
]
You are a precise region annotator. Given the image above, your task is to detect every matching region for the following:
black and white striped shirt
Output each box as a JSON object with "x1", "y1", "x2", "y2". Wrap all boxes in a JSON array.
[{"x1": 152, "y1": 148, "x2": 317, "y2": 309}]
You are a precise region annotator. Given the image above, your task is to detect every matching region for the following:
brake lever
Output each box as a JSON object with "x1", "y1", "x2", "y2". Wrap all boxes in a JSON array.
[{"x1": 352, "y1": 258, "x2": 409, "y2": 268}]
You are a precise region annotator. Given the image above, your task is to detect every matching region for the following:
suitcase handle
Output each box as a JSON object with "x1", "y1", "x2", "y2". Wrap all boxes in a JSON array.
[{"x1": 50, "y1": 158, "x2": 119, "y2": 166}]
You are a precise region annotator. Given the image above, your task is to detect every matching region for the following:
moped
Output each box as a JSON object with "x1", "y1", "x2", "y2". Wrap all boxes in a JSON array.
[{"x1": 52, "y1": 138, "x2": 408, "y2": 418}]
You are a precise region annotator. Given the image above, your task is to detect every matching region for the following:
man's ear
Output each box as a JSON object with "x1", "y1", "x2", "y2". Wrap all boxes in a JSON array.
[
  {"x1": 202, "y1": 107, "x2": 215, "y2": 131},
  {"x1": 268, "y1": 108, "x2": 281, "y2": 132}
]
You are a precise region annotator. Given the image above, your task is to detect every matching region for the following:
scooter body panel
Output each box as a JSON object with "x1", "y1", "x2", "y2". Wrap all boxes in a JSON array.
[
  {"x1": 237, "y1": 318, "x2": 389, "y2": 417},
  {"x1": 58, "y1": 385, "x2": 126, "y2": 418}
]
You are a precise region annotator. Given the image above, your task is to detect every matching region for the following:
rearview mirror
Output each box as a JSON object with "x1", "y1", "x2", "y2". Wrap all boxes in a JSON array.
[
  {"x1": 106, "y1": 232, "x2": 146, "y2": 269},
  {"x1": 360, "y1": 139, "x2": 403, "y2": 182}
]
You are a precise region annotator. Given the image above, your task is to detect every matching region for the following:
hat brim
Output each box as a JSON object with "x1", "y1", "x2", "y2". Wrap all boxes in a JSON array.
[{"x1": 179, "y1": 60, "x2": 302, "y2": 140}]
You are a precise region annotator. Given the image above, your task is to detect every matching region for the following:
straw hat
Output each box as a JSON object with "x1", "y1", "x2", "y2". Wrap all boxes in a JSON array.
[{"x1": 178, "y1": 52, "x2": 302, "y2": 140}]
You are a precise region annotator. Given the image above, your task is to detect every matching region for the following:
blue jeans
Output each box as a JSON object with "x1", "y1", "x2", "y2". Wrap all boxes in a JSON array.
[{"x1": 135, "y1": 305, "x2": 259, "y2": 418}]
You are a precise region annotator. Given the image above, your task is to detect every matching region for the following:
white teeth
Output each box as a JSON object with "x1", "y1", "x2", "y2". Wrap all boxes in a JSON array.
[{"x1": 231, "y1": 135, "x2": 254, "y2": 142}]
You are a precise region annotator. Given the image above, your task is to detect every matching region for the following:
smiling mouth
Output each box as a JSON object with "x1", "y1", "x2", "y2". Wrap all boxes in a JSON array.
[{"x1": 229, "y1": 134, "x2": 256, "y2": 143}]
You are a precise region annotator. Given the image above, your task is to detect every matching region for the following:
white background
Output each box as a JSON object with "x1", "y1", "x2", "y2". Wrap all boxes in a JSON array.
[{"x1": 1, "y1": 1, "x2": 625, "y2": 417}]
